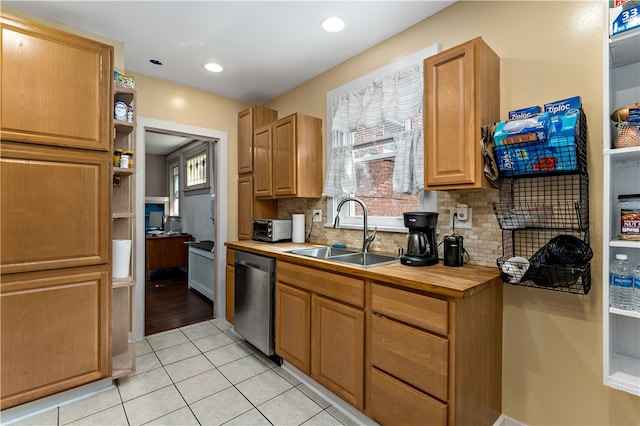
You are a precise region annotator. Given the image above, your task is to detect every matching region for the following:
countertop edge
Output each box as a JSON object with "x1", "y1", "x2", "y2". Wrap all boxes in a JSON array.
[{"x1": 225, "y1": 241, "x2": 501, "y2": 299}]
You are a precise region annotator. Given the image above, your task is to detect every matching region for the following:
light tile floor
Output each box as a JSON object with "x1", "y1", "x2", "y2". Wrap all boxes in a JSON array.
[{"x1": 8, "y1": 319, "x2": 361, "y2": 426}]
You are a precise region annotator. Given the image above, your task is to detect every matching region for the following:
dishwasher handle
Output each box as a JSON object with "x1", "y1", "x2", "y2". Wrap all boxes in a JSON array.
[{"x1": 234, "y1": 251, "x2": 275, "y2": 273}]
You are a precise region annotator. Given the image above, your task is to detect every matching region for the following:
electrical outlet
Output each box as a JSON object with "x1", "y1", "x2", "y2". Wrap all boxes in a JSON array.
[
  {"x1": 450, "y1": 207, "x2": 472, "y2": 229},
  {"x1": 312, "y1": 209, "x2": 322, "y2": 222}
]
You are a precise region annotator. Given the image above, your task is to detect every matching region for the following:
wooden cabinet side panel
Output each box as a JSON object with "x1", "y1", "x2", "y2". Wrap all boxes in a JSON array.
[
  {"x1": 225, "y1": 264, "x2": 235, "y2": 323},
  {"x1": 311, "y1": 295, "x2": 364, "y2": 409},
  {"x1": 294, "y1": 114, "x2": 323, "y2": 198},
  {"x1": 424, "y1": 41, "x2": 475, "y2": 187},
  {"x1": 254, "y1": 126, "x2": 273, "y2": 197},
  {"x1": 1, "y1": 17, "x2": 112, "y2": 151},
  {"x1": 275, "y1": 283, "x2": 311, "y2": 374},
  {"x1": 369, "y1": 368, "x2": 447, "y2": 426},
  {"x1": 448, "y1": 280, "x2": 502, "y2": 426},
  {"x1": 0, "y1": 142, "x2": 111, "y2": 274},
  {"x1": 0, "y1": 267, "x2": 111, "y2": 409}
]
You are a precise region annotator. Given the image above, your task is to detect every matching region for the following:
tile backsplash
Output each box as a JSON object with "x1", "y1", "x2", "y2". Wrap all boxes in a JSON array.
[{"x1": 278, "y1": 189, "x2": 502, "y2": 268}]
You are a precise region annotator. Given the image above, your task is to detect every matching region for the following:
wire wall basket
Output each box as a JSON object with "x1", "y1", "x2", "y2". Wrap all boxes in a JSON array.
[{"x1": 492, "y1": 108, "x2": 591, "y2": 294}]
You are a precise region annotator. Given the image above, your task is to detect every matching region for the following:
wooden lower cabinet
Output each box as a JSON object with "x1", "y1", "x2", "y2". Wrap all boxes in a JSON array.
[
  {"x1": 0, "y1": 266, "x2": 111, "y2": 409},
  {"x1": 312, "y1": 295, "x2": 364, "y2": 408},
  {"x1": 368, "y1": 281, "x2": 502, "y2": 426},
  {"x1": 275, "y1": 283, "x2": 311, "y2": 374},
  {"x1": 225, "y1": 249, "x2": 235, "y2": 323},
  {"x1": 275, "y1": 261, "x2": 364, "y2": 410}
]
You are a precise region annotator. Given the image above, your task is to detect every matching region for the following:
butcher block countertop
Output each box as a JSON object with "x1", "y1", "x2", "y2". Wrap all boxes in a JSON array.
[{"x1": 225, "y1": 240, "x2": 501, "y2": 299}]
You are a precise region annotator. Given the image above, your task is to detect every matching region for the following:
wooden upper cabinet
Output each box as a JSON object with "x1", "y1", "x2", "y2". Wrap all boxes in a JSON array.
[
  {"x1": 424, "y1": 37, "x2": 499, "y2": 190},
  {"x1": 237, "y1": 105, "x2": 278, "y2": 175},
  {"x1": 0, "y1": 15, "x2": 112, "y2": 151},
  {"x1": 255, "y1": 112, "x2": 323, "y2": 199}
]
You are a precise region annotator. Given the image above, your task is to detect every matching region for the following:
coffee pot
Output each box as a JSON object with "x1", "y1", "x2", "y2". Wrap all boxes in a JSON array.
[{"x1": 401, "y1": 212, "x2": 439, "y2": 266}]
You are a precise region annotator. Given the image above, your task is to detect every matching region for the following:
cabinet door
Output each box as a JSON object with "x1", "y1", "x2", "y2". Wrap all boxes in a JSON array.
[
  {"x1": 0, "y1": 142, "x2": 111, "y2": 275},
  {"x1": 424, "y1": 38, "x2": 498, "y2": 190},
  {"x1": 1, "y1": 16, "x2": 112, "y2": 151},
  {"x1": 312, "y1": 295, "x2": 364, "y2": 409},
  {"x1": 273, "y1": 115, "x2": 297, "y2": 197},
  {"x1": 238, "y1": 108, "x2": 254, "y2": 175},
  {"x1": 424, "y1": 41, "x2": 475, "y2": 187},
  {"x1": 238, "y1": 106, "x2": 278, "y2": 175},
  {"x1": 275, "y1": 283, "x2": 311, "y2": 374},
  {"x1": 254, "y1": 126, "x2": 274, "y2": 198},
  {"x1": 238, "y1": 174, "x2": 254, "y2": 240},
  {"x1": 1, "y1": 266, "x2": 111, "y2": 409}
]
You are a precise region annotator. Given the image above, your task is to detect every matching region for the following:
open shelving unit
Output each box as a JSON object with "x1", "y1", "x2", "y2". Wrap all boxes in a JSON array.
[
  {"x1": 602, "y1": 17, "x2": 640, "y2": 396},
  {"x1": 112, "y1": 84, "x2": 137, "y2": 378}
]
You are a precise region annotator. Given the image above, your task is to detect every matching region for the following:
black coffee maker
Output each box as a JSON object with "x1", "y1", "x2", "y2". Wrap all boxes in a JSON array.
[{"x1": 401, "y1": 212, "x2": 439, "y2": 266}]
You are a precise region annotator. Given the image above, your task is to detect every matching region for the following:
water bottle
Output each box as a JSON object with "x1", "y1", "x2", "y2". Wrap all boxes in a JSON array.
[
  {"x1": 633, "y1": 262, "x2": 640, "y2": 312},
  {"x1": 610, "y1": 254, "x2": 633, "y2": 310}
]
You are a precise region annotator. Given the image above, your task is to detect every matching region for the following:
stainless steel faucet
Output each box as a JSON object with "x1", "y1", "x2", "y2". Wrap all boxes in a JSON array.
[{"x1": 334, "y1": 197, "x2": 377, "y2": 253}]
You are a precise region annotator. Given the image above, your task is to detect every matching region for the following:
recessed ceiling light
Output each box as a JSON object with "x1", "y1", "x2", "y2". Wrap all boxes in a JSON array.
[
  {"x1": 149, "y1": 59, "x2": 163, "y2": 65},
  {"x1": 322, "y1": 17, "x2": 345, "y2": 33},
  {"x1": 204, "y1": 62, "x2": 223, "y2": 73}
]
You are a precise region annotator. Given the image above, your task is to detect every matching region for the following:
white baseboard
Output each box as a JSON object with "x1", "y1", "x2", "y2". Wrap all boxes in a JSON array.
[
  {"x1": 0, "y1": 379, "x2": 114, "y2": 425},
  {"x1": 495, "y1": 413, "x2": 527, "y2": 426}
]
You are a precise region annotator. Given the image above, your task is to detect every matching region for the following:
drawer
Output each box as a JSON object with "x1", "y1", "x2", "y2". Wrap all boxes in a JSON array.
[
  {"x1": 371, "y1": 314, "x2": 448, "y2": 401},
  {"x1": 277, "y1": 261, "x2": 364, "y2": 307},
  {"x1": 371, "y1": 282, "x2": 448, "y2": 335},
  {"x1": 369, "y1": 367, "x2": 447, "y2": 426}
]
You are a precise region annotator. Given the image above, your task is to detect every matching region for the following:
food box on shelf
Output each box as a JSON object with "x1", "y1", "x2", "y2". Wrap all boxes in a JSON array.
[{"x1": 494, "y1": 97, "x2": 582, "y2": 176}]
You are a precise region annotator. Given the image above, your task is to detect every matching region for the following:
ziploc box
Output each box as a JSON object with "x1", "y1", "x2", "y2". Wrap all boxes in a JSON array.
[
  {"x1": 508, "y1": 105, "x2": 541, "y2": 120},
  {"x1": 545, "y1": 96, "x2": 581, "y2": 138},
  {"x1": 494, "y1": 112, "x2": 551, "y2": 146}
]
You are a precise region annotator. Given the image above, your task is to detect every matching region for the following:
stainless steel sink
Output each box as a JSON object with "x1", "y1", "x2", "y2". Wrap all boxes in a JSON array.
[
  {"x1": 287, "y1": 246, "x2": 357, "y2": 259},
  {"x1": 329, "y1": 252, "x2": 399, "y2": 268}
]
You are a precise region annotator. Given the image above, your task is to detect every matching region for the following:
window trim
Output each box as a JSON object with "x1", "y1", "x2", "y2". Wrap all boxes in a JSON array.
[{"x1": 325, "y1": 43, "x2": 440, "y2": 232}]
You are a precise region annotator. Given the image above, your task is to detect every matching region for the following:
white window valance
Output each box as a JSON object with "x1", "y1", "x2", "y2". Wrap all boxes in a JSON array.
[
  {"x1": 323, "y1": 64, "x2": 424, "y2": 197},
  {"x1": 330, "y1": 64, "x2": 423, "y2": 133}
]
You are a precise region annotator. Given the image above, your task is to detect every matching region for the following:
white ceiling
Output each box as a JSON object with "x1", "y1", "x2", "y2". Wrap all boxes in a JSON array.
[{"x1": 4, "y1": 0, "x2": 454, "y2": 154}]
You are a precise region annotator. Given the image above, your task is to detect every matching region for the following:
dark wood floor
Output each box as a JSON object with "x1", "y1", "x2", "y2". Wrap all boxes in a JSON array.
[{"x1": 145, "y1": 268, "x2": 214, "y2": 336}]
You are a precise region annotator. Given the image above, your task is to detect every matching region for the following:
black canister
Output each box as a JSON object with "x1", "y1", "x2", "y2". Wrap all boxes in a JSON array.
[{"x1": 444, "y1": 234, "x2": 464, "y2": 267}]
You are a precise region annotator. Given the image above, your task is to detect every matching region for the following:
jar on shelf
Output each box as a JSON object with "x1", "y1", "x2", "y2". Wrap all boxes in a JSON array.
[
  {"x1": 618, "y1": 194, "x2": 640, "y2": 241},
  {"x1": 119, "y1": 151, "x2": 130, "y2": 169},
  {"x1": 114, "y1": 100, "x2": 128, "y2": 121},
  {"x1": 125, "y1": 150, "x2": 134, "y2": 168},
  {"x1": 113, "y1": 148, "x2": 123, "y2": 167},
  {"x1": 127, "y1": 105, "x2": 134, "y2": 122}
]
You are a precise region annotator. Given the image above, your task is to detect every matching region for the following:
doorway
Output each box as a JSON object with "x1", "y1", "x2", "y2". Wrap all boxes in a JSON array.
[{"x1": 135, "y1": 117, "x2": 229, "y2": 340}]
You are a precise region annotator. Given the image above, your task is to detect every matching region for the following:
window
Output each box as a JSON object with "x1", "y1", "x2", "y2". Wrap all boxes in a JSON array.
[
  {"x1": 169, "y1": 160, "x2": 180, "y2": 215},
  {"x1": 183, "y1": 143, "x2": 211, "y2": 195},
  {"x1": 325, "y1": 45, "x2": 439, "y2": 231}
]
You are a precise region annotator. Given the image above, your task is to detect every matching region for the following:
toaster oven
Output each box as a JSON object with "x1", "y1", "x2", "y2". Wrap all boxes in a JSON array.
[{"x1": 252, "y1": 219, "x2": 292, "y2": 242}]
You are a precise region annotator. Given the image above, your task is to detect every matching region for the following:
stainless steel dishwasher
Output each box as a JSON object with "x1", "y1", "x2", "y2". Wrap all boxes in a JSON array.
[{"x1": 234, "y1": 251, "x2": 276, "y2": 356}]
